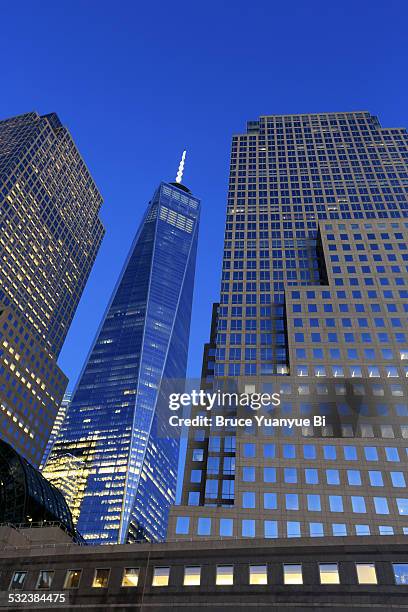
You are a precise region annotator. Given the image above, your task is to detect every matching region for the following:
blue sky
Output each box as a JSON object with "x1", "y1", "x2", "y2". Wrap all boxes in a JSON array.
[{"x1": 0, "y1": 0, "x2": 407, "y2": 388}]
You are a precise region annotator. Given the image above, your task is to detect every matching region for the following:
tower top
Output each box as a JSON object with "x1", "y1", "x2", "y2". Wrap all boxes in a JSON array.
[{"x1": 175, "y1": 150, "x2": 186, "y2": 184}]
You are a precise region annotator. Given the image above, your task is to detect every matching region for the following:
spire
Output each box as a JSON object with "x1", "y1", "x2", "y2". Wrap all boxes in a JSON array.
[{"x1": 175, "y1": 150, "x2": 186, "y2": 184}]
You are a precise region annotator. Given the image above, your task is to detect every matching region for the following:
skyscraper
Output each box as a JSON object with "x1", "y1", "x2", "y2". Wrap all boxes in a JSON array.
[
  {"x1": 168, "y1": 111, "x2": 408, "y2": 542},
  {"x1": 45, "y1": 176, "x2": 200, "y2": 544},
  {"x1": 0, "y1": 112, "x2": 104, "y2": 465}
]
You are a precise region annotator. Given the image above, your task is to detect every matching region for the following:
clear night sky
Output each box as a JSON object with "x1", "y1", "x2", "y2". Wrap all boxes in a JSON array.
[{"x1": 0, "y1": 0, "x2": 407, "y2": 389}]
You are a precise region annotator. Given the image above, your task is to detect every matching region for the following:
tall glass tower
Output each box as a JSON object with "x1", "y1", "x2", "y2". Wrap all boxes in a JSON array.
[
  {"x1": 0, "y1": 112, "x2": 104, "y2": 466},
  {"x1": 168, "y1": 111, "x2": 408, "y2": 542},
  {"x1": 44, "y1": 177, "x2": 200, "y2": 544}
]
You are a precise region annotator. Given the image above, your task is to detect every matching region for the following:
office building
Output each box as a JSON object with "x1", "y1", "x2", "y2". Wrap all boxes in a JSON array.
[
  {"x1": 0, "y1": 523, "x2": 407, "y2": 610},
  {"x1": 45, "y1": 176, "x2": 200, "y2": 544},
  {"x1": 41, "y1": 392, "x2": 72, "y2": 468},
  {"x1": 0, "y1": 112, "x2": 104, "y2": 465},
  {"x1": 168, "y1": 111, "x2": 408, "y2": 542}
]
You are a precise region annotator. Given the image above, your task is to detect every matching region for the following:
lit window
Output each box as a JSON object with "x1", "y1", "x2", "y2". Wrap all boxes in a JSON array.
[
  {"x1": 9, "y1": 571, "x2": 27, "y2": 590},
  {"x1": 122, "y1": 568, "x2": 139, "y2": 587},
  {"x1": 183, "y1": 566, "x2": 201, "y2": 586},
  {"x1": 393, "y1": 563, "x2": 408, "y2": 585},
  {"x1": 36, "y1": 570, "x2": 54, "y2": 589},
  {"x1": 63, "y1": 569, "x2": 81, "y2": 589},
  {"x1": 92, "y1": 569, "x2": 110, "y2": 588},
  {"x1": 356, "y1": 563, "x2": 377, "y2": 584},
  {"x1": 249, "y1": 564, "x2": 267, "y2": 585},
  {"x1": 284, "y1": 563, "x2": 303, "y2": 585},
  {"x1": 216, "y1": 565, "x2": 233, "y2": 586},
  {"x1": 152, "y1": 567, "x2": 170, "y2": 587},
  {"x1": 319, "y1": 563, "x2": 340, "y2": 584}
]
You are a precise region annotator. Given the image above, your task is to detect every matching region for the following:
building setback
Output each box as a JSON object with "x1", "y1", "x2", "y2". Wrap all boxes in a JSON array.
[
  {"x1": 0, "y1": 524, "x2": 408, "y2": 610},
  {"x1": 0, "y1": 112, "x2": 104, "y2": 465},
  {"x1": 44, "y1": 180, "x2": 200, "y2": 544},
  {"x1": 167, "y1": 111, "x2": 408, "y2": 542}
]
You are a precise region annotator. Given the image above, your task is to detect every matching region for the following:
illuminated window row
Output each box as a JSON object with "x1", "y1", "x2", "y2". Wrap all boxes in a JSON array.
[{"x1": 9, "y1": 562, "x2": 408, "y2": 590}]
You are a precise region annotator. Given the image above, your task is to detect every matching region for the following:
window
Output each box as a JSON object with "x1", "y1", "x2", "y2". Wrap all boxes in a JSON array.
[
  {"x1": 326, "y1": 469, "x2": 340, "y2": 485},
  {"x1": 351, "y1": 496, "x2": 367, "y2": 513},
  {"x1": 343, "y1": 446, "x2": 357, "y2": 460},
  {"x1": 391, "y1": 472, "x2": 406, "y2": 488},
  {"x1": 310, "y1": 522, "x2": 324, "y2": 537},
  {"x1": 283, "y1": 444, "x2": 296, "y2": 459},
  {"x1": 264, "y1": 492, "x2": 277, "y2": 509},
  {"x1": 385, "y1": 447, "x2": 400, "y2": 462},
  {"x1": 329, "y1": 495, "x2": 343, "y2": 513},
  {"x1": 319, "y1": 563, "x2": 340, "y2": 584},
  {"x1": 9, "y1": 571, "x2": 27, "y2": 590},
  {"x1": 243, "y1": 466, "x2": 255, "y2": 481},
  {"x1": 287, "y1": 521, "x2": 301, "y2": 538},
  {"x1": 332, "y1": 523, "x2": 347, "y2": 536},
  {"x1": 242, "y1": 519, "x2": 256, "y2": 537},
  {"x1": 374, "y1": 497, "x2": 389, "y2": 514},
  {"x1": 183, "y1": 566, "x2": 201, "y2": 586},
  {"x1": 264, "y1": 467, "x2": 276, "y2": 483},
  {"x1": 36, "y1": 570, "x2": 54, "y2": 589},
  {"x1": 305, "y1": 468, "x2": 319, "y2": 484},
  {"x1": 364, "y1": 446, "x2": 378, "y2": 461},
  {"x1": 243, "y1": 443, "x2": 256, "y2": 458},
  {"x1": 220, "y1": 518, "x2": 233, "y2": 536},
  {"x1": 152, "y1": 567, "x2": 170, "y2": 587},
  {"x1": 307, "y1": 494, "x2": 321, "y2": 511},
  {"x1": 63, "y1": 570, "x2": 81, "y2": 589},
  {"x1": 286, "y1": 493, "x2": 299, "y2": 510},
  {"x1": 396, "y1": 498, "x2": 408, "y2": 515},
  {"x1": 263, "y1": 443, "x2": 275, "y2": 458},
  {"x1": 176, "y1": 516, "x2": 190, "y2": 534},
  {"x1": 264, "y1": 520, "x2": 278, "y2": 538},
  {"x1": 197, "y1": 517, "x2": 211, "y2": 536},
  {"x1": 243, "y1": 492, "x2": 256, "y2": 508},
  {"x1": 369, "y1": 471, "x2": 384, "y2": 487},
  {"x1": 393, "y1": 563, "x2": 408, "y2": 585},
  {"x1": 283, "y1": 563, "x2": 303, "y2": 584},
  {"x1": 284, "y1": 468, "x2": 297, "y2": 483},
  {"x1": 347, "y1": 470, "x2": 361, "y2": 486},
  {"x1": 249, "y1": 564, "x2": 267, "y2": 585},
  {"x1": 356, "y1": 563, "x2": 377, "y2": 584},
  {"x1": 92, "y1": 569, "x2": 110, "y2": 588},
  {"x1": 216, "y1": 565, "x2": 234, "y2": 585},
  {"x1": 122, "y1": 568, "x2": 139, "y2": 587}
]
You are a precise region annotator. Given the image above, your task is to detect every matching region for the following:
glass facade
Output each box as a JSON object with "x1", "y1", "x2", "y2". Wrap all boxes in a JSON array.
[
  {"x1": 45, "y1": 181, "x2": 200, "y2": 544},
  {"x1": 168, "y1": 111, "x2": 408, "y2": 542},
  {"x1": 0, "y1": 112, "x2": 104, "y2": 465}
]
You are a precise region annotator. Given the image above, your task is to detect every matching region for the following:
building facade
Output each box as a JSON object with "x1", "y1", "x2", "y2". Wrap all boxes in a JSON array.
[
  {"x1": 41, "y1": 392, "x2": 72, "y2": 468},
  {"x1": 45, "y1": 181, "x2": 200, "y2": 544},
  {"x1": 0, "y1": 524, "x2": 407, "y2": 611},
  {"x1": 168, "y1": 111, "x2": 408, "y2": 542},
  {"x1": 0, "y1": 112, "x2": 104, "y2": 465}
]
